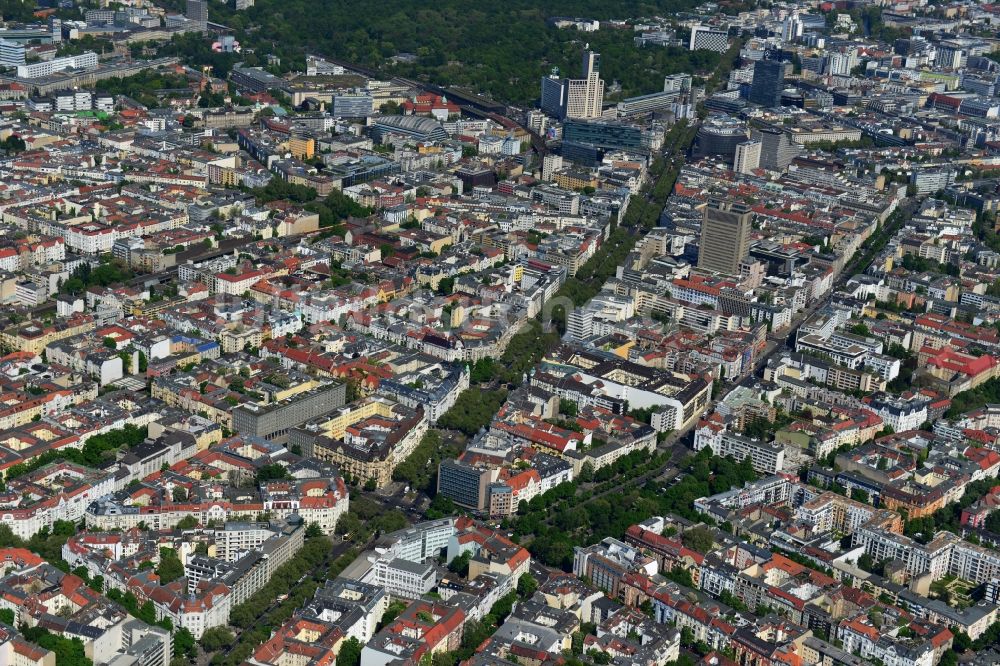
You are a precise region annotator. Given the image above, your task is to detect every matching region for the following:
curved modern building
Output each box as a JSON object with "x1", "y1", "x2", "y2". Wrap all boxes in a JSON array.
[
  {"x1": 693, "y1": 115, "x2": 750, "y2": 158},
  {"x1": 369, "y1": 115, "x2": 449, "y2": 143}
]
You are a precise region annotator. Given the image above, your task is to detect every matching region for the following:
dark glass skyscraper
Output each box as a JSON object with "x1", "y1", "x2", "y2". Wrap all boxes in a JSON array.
[{"x1": 748, "y1": 58, "x2": 785, "y2": 108}]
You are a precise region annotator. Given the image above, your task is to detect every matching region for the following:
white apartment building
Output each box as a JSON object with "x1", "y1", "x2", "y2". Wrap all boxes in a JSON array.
[
  {"x1": 17, "y1": 51, "x2": 97, "y2": 78},
  {"x1": 837, "y1": 621, "x2": 935, "y2": 666},
  {"x1": 694, "y1": 426, "x2": 785, "y2": 474},
  {"x1": 868, "y1": 396, "x2": 928, "y2": 433},
  {"x1": 368, "y1": 557, "x2": 436, "y2": 598},
  {"x1": 950, "y1": 540, "x2": 1000, "y2": 585},
  {"x1": 854, "y1": 528, "x2": 956, "y2": 580},
  {"x1": 212, "y1": 522, "x2": 275, "y2": 560}
]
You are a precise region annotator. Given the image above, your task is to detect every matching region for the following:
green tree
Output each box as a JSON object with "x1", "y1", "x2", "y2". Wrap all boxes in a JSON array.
[
  {"x1": 336, "y1": 637, "x2": 362, "y2": 666},
  {"x1": 199, "y1": 626, "x2": 235, "y2": 652},
  {"x1": 517, "y1": 573, "x2": 538, "y2": 598},
  {"x1": 392, "y1": 429, "x2": 461, "y2": 495},
  {"x1": 19, "y1": 627, "x2": 92, "y2": 666},
  {"x1": 436, "y1": 389, "x2": 507, "y2": 436},
  {"x1": 448, "y1": 551, "x2": 471, "y2": 577},
  {"x1": 379, "y1": 101, "x2": 402, "y2": 115},
  {"x1": 156, "y1": 548, "x2": 184, "y2": 584},
  {"x1": 256, "y1": 463, "x2": 290, "y2": 483},
  {"x1": 858, "y1": 552, "x2": 874, "y2": 572},
  {"x1": 849, "y1": 323, "x2": 870, "y2": 336},
  {"x1": 176, "y1": 516, "x2": 198, "y2": 529},
  {"x1": 939, "y1": 651, "x2": 958, "y2": 666},
  {"x1": 425, "y1": 494, "x2": 456, "y2": 520},
  {"x1": 469, "y1": 358, "x2": 496, "y2": 384},
  {"x1": 1, "y1": 135, "x2": 26, "y2": 153},
  {"x1": 664, "y1": 566, "x2": 694, "y2": 587},
  {"x1": 3, "y1": 425, "x2": 147, "y2": 479},
  {"x1": 436, "y1": 277, "x2": 455, "y2": 295},
  {"x1": 381, "y1": 600, "x2": 408, "y2": 628},
  {"x1": 251, "y1": 178, "x2": 317, "y2": 204},
  {"x1": 173, "y1": 628, "x2": 197, "y2": 659},
  {"x1": 681, "y1": 525, "x2": 715, "y2": 554}
]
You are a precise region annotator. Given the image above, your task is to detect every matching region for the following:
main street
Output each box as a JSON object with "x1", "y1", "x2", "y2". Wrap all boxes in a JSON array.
[
  {"x1": 283, "y1": 48, "x2": 921, "y2": 541},
  {"x1": 736, "y1": 197, "x2": 918, "y2": 388},
  {"x1": 653, "y1": 195, "x2": 919, "y2": 473},
  {"x1": 209, "y1": 537, "x2": 357, "y2": 665}
]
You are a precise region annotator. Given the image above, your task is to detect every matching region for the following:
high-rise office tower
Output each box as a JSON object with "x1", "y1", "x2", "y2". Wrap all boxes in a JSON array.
[
  {"x1": 826, "y1": 51, "x2": 858, "y2": 76},
  {"x1": 186, "y1": 0, "x2": 208, "y2": 27},
  {"x1": 540, "y1": 71, "x2": 567, "y2": 118},
  {"x1": 566, "y1": 308, "x2": 594, "y2": 342},
  {"x1": 748, "y1": 57, "x2": 785, "y2": 108},
  {"x1": 782, "y1": 12, "x2": 802, "y2": 42},
  {"x1": 751, "y1": 127, "x2": 801, "y2": 171},
  {"x1": 526, "y1": 109, "x2": 548, "y2": 135},
  {"x1": 935, "y1": 43, "x2": 964, "y2": 70},
  {"x1": 565, "y1": 50, "x2": 604, "y2": 119},
  {"x1": 0, "y1": 38, "x2": 26, "y2": 67},
  {"x1": 733, "y1": 140, "x2": 761, "y2": 174},
  {"x1": 542, "y1": 154, "x2": 563, "y2": 181},
  {"x1": 539, "y1": 50, "x2": 604, "y2": 120},
  {"x1": 698, "y1": 198, "x2": 752, "y2": 275},
  {"x1": 689, "y1": 25, "x2": 729, "y2": 53},
  {"x1": 663, "y1": 73, "x2": 692, "y2": 93},
  {"x1": 49, "y1": 17, "x2": 62, "y2": 43}
]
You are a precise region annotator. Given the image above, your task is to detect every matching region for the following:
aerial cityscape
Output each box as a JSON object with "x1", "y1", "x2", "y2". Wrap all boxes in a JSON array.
[{"x1": 0, "y1": 0, "x2": 999, "y2": 665}]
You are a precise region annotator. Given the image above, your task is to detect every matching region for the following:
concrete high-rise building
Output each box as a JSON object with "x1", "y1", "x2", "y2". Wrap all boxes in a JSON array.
[
  {"x1": 566, "y1": 308, "x2": 594, "y2": 342},
  {"x1": 540, "y1": 50, "x2": 604, "y2": 120},
  {"x1": 826, "y1": 51, "x2": 858, "y2": 76},
  {"x1": 935, "y1": 44, "x2": 964, "y2": 70},
  {"x1": 437, "y1": 458, "x2": 494, "y2": 511},
  {"x1": 698, "y1": 198, "x2": 752, "y2": 275},
  {"x1": 751, "y1": 126, "x2": 802, "y2": 171},
  {"x1": 48, "y1": 17, "x2": 62, "y2": 43},
  {"x1": 16, "y1": 51, "x2": 97, "y2": 79},
  {"x1": 526, "y1": 109, "x2": 548, "y2": 135},
  {"x1": 581, "y1": 50, "x2": 599, "y2": 77},
  {"x1": 663, "y1": 73, "x2": 692, "y2": 93},
  {"x1": 332, "y1": 94, "x2": 374, "y2": 118},
  {"x1": 565, "y1": 50, "x2": 604, "y2": 119},
  {"x1": 689, "y1": 25, "x2": 729, "y2": 53},
  {"x1": 232, "y1": 382, "x2": 346, "y2": 442},
  {"x1": 542, "y1": 153, "x2": 563, "y2": 181},
  {"x1": 693, "y1": 115, "x2": 749, "y2": 158},
  {"x1": 0, "y1": 38, "x2": 26, "y2": 67},
  {"x1": 782, "y1": 12, "x2": 803, "y2": 42},
  {"x1": 733, "y1": 140, "x2": 761, "y2": 174},
  {"x1": 748, "y1": 57, "x2": 785, "y2": 108},
  {"x1": 186, "y1": 0, "x2": 207, "y2": 26}
]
